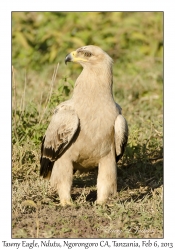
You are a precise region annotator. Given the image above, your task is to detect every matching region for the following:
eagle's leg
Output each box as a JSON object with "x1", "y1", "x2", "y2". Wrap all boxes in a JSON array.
[
  {"x1": 50, "y1": 156, "x2": 73, "y2": 206},
  {"x1": 96, "y1": 148, "x2": 117, "y2": 205}
]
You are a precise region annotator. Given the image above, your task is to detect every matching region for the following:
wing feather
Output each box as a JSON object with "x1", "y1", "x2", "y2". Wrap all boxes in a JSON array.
[
  {"x1": 115, "y1": 102, "x2": 122, "y2": 114},
  {"x1": 40, "y1": 106, "x2": 79, "y2": 178},
  {"x1": 114, "y1": 114, "x2": 128, "y2": 162}
]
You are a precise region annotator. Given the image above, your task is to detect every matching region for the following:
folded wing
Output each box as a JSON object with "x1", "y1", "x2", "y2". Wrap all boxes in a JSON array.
[
  {"x1": 114, "y1": 114, "x2": 128, "y2": 162},
  {"x1": 40, "y1": 107, "x2": 79, "y2": 178}
]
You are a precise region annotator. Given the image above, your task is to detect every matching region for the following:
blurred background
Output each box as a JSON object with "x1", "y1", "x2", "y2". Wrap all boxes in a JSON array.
[
  {"x1": 12, "y1": 12, "x2": 163, "y2": 71},
  {"x1": 12, "y1": 12, "x2": 163, "y2": 74},
  {"x1": 12, "y1": 11, "x2": 163, "y2": 108}
]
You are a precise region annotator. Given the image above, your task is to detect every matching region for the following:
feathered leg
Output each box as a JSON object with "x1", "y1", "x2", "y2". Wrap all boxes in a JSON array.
[
  {"x1": 50, "y1": 156, "x2": 73, "y2": 206},
  {"x1": 97, "y1": 147, "x2": 117, "y2": 204}
]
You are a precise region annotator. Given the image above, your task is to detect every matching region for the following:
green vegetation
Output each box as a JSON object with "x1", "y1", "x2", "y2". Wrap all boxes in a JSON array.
[{"x1": 12, "y1": 12, "x2": 163, "y2": 238}]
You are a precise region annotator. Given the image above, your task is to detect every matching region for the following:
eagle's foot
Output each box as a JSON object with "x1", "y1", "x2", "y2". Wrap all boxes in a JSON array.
[
  {"x1": 60, "y1": 199, "x2": 73, "y2": 207},
  {"x1": 95, "y1": 199, "x2": 107, "y2": 206}
]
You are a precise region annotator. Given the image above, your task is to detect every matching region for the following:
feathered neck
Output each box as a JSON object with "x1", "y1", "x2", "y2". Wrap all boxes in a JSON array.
[{"x1": 73, "y1": 58, "x2": 113, "y2": 98}]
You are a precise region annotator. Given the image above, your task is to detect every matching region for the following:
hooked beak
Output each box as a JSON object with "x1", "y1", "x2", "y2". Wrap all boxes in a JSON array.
[
  {"x1": 65, "y1": 53, "x2": 73, "y2": 65},
  {"x1": 65, "y1": 50, "x2": 88, "y2": 65}
]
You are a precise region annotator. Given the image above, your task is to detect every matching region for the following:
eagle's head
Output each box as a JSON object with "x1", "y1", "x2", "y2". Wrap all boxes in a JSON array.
[{"x1": 65, "y1": 45, "x2": 113, "y2": 67}]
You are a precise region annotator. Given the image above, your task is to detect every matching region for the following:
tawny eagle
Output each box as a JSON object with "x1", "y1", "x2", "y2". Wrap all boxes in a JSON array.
[{"x1": 40, "y1": 45, "x2": 128, "y2": 206}]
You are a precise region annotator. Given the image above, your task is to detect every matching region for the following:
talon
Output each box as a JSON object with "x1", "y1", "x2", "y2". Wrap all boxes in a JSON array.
[{"x1": 60, "y1": 200, "x2": 73, "y2": 207}]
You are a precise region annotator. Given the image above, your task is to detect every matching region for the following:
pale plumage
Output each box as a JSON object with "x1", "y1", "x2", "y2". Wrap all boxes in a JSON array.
[{"x1": 40, "y1": 45, "x2": 128, "y2": 206}]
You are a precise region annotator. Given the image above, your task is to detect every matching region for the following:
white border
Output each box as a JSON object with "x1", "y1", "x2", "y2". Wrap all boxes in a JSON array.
[{"x1": 1, "y1": 0, "x2": 175, "y2": 246}]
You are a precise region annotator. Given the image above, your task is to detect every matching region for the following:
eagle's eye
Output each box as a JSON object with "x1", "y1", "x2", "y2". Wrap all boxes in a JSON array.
[{"x1": 84, "y1": 51, "x2": 92, "y2": 57}]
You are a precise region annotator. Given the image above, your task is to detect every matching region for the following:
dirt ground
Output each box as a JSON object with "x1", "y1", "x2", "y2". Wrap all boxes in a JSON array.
[{"x1": 12, "y1": 163, "x2": 163, "y2": 239}]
